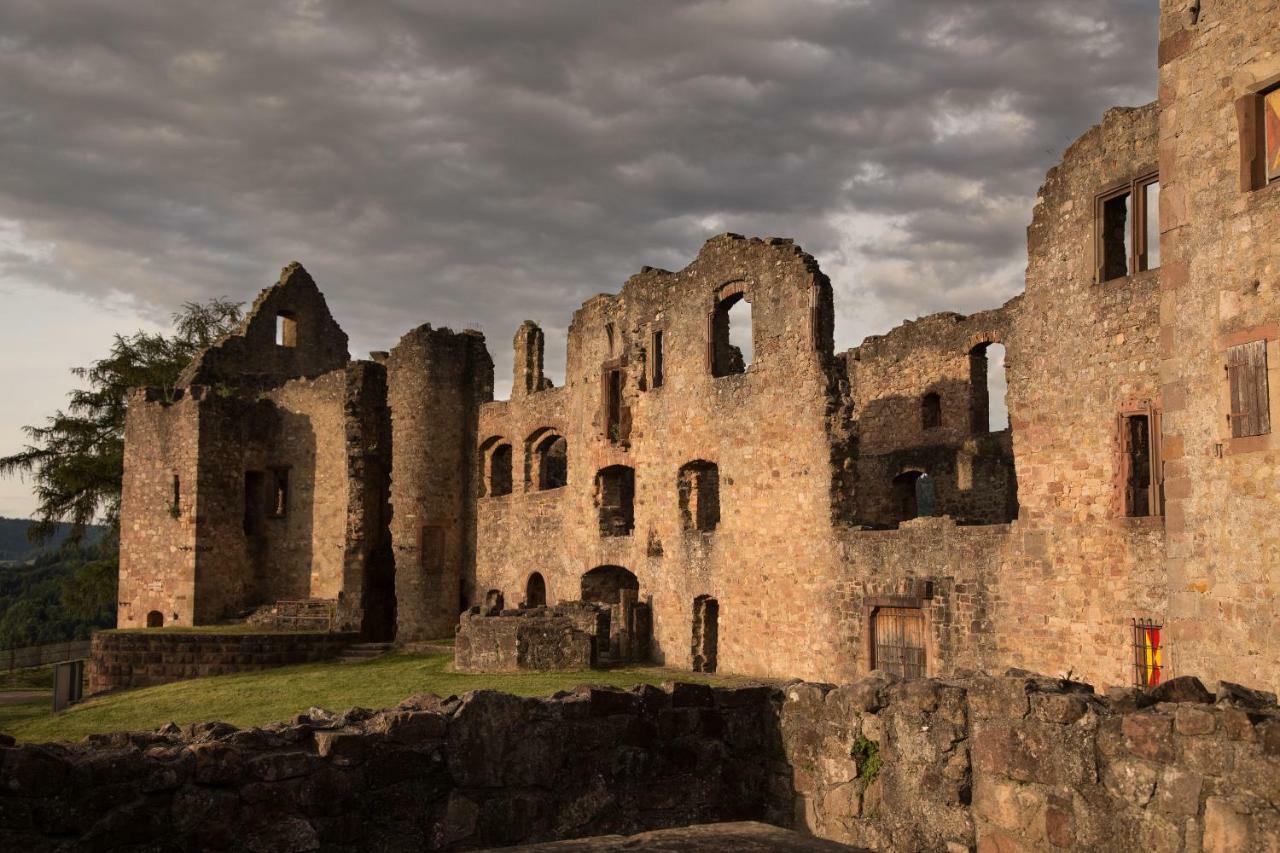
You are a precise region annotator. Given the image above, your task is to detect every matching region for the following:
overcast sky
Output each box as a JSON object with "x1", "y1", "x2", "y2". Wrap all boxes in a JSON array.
[{"x1": 0, "y1": 0, "x2": 1157, "y2": 518}]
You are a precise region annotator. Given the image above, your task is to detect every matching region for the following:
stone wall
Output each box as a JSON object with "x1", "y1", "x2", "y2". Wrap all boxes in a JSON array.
[
  {"x1": 86, "y1": 631, "x2": 355, "y2": 694},
  {"x1": 6, "y1": 671, "x2": 1279, "y2": 851},
  {"x1": 453, "y1": 607, "x2": 596, "y2": 672},
  {"x1": 388, "y1": 325, "x2": 495, "y2": 642},
  {"x1": 1155, "y1": 0, "x2": 1280, "y2": 695}
]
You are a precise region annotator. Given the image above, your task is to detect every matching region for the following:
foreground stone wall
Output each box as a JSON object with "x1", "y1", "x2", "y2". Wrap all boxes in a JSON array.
[
  {"x1": 5, "y1": 671, "x2": 1279, "y2": 851},
  {"x1": 87, "y1": 631, "x2": 355, "y2": 694}
]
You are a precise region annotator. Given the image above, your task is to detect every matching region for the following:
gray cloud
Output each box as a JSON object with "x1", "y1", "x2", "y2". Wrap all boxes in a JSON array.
[{"x1": 0, "y1": 0, "x2": 1157, "y2": 391}]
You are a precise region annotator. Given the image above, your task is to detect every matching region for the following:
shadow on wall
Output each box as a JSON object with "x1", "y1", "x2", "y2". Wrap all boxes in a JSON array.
[{"x1": 243, "y1": 409, "x2": 317, "y2": 606}]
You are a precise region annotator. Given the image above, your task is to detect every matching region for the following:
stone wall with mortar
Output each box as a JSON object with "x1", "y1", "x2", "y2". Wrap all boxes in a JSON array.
[
  {"x1": 990, "y1": 103, "x2": 1168, "y2": 689},
  {"x1": 86, "y1": 631, "x2": 355, "y2": 693},
  {"x1": 1155, "y1": 0, "x2": 1280, "y2": 694},
  {"x1": 472, "y1": 236, "x2": 849, "y2": 682},
  {"x1": 388, "y1": 325, "x2": 494, "y2": 642},
  {"x1": 6, "y1": 671, "x2": 1279, "y2": 851}
]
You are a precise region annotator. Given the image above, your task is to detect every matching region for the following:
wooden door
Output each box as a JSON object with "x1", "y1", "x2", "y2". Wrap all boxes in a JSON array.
[{"x1": 872, "y1": 607, "x2": 926, "y2": 679}]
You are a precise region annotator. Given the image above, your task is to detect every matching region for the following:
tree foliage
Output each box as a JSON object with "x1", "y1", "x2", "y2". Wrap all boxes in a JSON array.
[{"x1": 0, "y1": 299, "x2": 242, "y2": 544}]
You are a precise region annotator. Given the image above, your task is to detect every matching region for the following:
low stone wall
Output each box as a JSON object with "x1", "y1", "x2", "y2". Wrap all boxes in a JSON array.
[
  {"x1": 455, "y1": 602, "x2": 610, "y2": 672},
  {"x1": 87, "y1": 630, "x2": 356, "y2": 693},
  {"x1": 0, "y1": 682, "x2": 785, "y2": 851},
  {"x1": 4, "y1": 670, "x2": 1278, "y2": 851}
]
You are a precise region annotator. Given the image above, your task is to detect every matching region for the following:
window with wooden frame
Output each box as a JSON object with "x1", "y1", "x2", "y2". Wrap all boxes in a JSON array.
[
  {"x1": 1236, "y1": 83, "x2": 1280, "y2": 191},
  {"x1": 1117, "y1": 404, "x2": 1163, "y2": 518},
  {"x1": 1095, "y1": 172, "x2": 1160, "y2": 282},
  {"x1": 1226, "y1": 339, "x2": 1271, "y2": 438},
  {"x1": 1132, "y1": 618, "x2": 1163, "y2": 688}
]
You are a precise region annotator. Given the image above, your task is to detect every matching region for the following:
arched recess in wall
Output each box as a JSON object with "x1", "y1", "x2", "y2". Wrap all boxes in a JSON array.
[
  {"x1": 710, "y1": 282, "x2": 752, "y2": 377},
  {"x1": 478, "y1": 436, "x2": 513, "y2": 497},
  {"x1": 526, "y1": 572, "x2": 547, "y2": 608},
  {"x1": 146, "y1": 610, "x2": 164, "y2": 628},
  {"x1": 580, "y1": 565, "x2": 639, "y2": 605},
  {"x1": 594, "y1": 465, "x2": 635, "y2": 536},
  {"x1": 525, "y1": 427, "x2": 568, "y2": 491},
  {"x1": 677, "y1": 460, "x2": 720, "y2": 532},
  {"x1": 968, "y1": 341, "x2": 1009, "y2": 434}
]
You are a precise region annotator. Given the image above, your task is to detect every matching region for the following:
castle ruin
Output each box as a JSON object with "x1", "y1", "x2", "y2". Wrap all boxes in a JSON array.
[{"x1": 117, "y1": 0, "x2": 1280, "y2": 696}]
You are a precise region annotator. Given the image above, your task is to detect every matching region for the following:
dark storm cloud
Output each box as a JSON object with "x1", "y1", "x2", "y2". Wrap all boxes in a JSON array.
[{"x1": 0, "y1": 0, "x2": 1156, "y2": 387}]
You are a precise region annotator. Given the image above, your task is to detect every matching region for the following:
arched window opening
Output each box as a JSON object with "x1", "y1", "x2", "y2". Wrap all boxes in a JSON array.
[
  {"x1": 146, "y1": 610, "x2": 164, "y2": 628},
  {"x1": 595, "y1": 465, "x2": 635, "y2": 537},
  {"x1": 969, "y1": 342, "x2": 1009, "y2": 433},
  {"x1": 526, "y1": 572, "x2": 547, "y2": 608},
  {"x1": 580, "y1": 565, "x2": 639, "y2": 605},
  {"x1": 692, "y1": 595, "x2": 719, "y2": 673},
  {"x1": 711, "y1": 290, "x2": 752, "y2": 377},
  {"x1": 484, "y1": 589, "x2": 505, "y2": 611},
  {"x1": 526, "y1": 429, "x2": 568, "y2": 491},
  {"x1": 479, "y1": 438, "x2": 513, "y2": 498},
  {"x1": 922, "y1": 393, "x2": 942, "y2": 431},
  {"x1": 276, "y1": 311, "x2": 297, "y2": 348},
  {"x1": 678, "y1": 460, "x2": 720, "y2": 532}
]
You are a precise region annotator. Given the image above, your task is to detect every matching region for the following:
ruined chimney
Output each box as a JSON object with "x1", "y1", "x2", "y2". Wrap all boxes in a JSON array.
[{"x1": 513, "y1": 321, "x2": 546, "y2": 397}]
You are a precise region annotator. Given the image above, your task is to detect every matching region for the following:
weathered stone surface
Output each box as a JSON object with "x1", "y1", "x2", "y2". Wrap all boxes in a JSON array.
[{"x1": 1148, "y1": 676, "x2": 1214, "y2": 706}]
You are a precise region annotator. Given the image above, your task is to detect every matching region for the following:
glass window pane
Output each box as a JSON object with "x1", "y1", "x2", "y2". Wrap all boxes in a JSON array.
[{"x1": 1144, "y1": 180, "x2": 1160, "y2": 270}]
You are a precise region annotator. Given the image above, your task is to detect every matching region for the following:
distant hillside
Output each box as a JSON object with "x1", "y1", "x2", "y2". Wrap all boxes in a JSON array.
[{"x1": 0, "y1": 517, "x2": 106, "y2": 563}]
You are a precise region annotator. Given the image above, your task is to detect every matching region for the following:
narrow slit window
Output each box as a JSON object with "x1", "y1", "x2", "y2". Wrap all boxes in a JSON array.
[
  {"x1": 651, "y1": 330, "x2": 664, "y2": 388},
  {"x1": 1139, "y1": 178, "x2": 1161, "y2": 271},
  {"x1": 1267, "y1": 86, "x2": 1280, "y2": 185},
  {"x1": 171, "y1": 474, "x2": 181, "y2": 517},
  {"x1": 270, "y1": 468, "x2": 289, "y2": 518},
  {"x1": 922, "y1": 392, "x2": 941, "y2": 430}
]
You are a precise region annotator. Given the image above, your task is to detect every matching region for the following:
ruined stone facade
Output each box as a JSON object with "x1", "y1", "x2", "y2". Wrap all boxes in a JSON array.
[{"x1": 118, "y1": 0, "x2": 1280, "y2": 694}]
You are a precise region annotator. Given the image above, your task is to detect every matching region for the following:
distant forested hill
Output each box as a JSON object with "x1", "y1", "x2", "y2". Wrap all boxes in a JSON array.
[
  {"x1": 0, "y1": 517, "x2": 105, "y2": 563},
  {"x1": 0, "y1": 518, "x2": 114, "y2": 649}
]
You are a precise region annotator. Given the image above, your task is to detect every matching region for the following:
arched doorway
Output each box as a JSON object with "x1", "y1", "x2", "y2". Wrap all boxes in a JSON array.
[
  {"x1": 580, "y1": 565, "x2": 639, "y2": 604},
  {"x1": 146, "y1": 610, "x2": 164, "y2": 628},
  {"x1": 526, "y1": 572, "x2": 547, "y2": 608}
]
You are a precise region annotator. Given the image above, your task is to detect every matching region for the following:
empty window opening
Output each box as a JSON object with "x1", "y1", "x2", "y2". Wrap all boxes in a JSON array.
[
  {"x1": 526, "y1": 572, "x2": 547, "y2": 608},
  {"x1": 243, "y1": 470, "x2": 266, "y2": 536},
  {"x1": 871, "y1": 606, "x2": 926, "y2": 680},
  {"x1": 1116, "y1": 409, "x2": 1167, "y2": 514},
  {"x1": 581, "y1": 565, "x2": 639, "y2": 605},
  {"x1": 678, "y1": 460, "x2": 720, "y2": 532},
  {"x1": 651, "y1": 330, "x2": 665, "y2": 388},
  {"x1": 171, "y1": 474, "x2": 181, "y2": 517},
  {"x1": 595, "y1": 465, "x2": 635, "y2": 537},
  {"x1": 276, "y1": 311, "x2": 298, "y2": 347},
  {"x1": 528, "y1": 431, "x2": 568, "y2": 491},
  {"x1": 488, "y1": 443, "x2": 514, "y2": 497},
  {"x1": 1099, "y1": 190, "x2": 1131, "y2": 281},
  {"x1": 1132, "y1": 618, "x2": 1163, "y2": 687},
  {"x1": 711, "y1": 291, "x2": 751, "y2": 377},
  {"x1": 269, "y1": 468, "x2": 289, "y2": 518},
  {"x1": 892, "y1": 471, "x2": 934, "y2": 523},
  {"x1": 146, "y1": 610, "x2": 164, "y2": 628},
  {"x1": 922, "y1": 393, "x2": 942, "y2": 430},
  {"x1": 969, "y1": 342, "x2": 1008, "y2": 433},
  {"x1": 421, "y1": 526, "x2": 445, "y2": 575},
  {"x1": 1227, "y1": 339, "x2": 1271, "y2": 438},
  {"x1": 692, "y1": 595, "x2": 719, "y2": 673},
  {"x1": 603, "y1": 368, "x2": 627, "y2": 443}
]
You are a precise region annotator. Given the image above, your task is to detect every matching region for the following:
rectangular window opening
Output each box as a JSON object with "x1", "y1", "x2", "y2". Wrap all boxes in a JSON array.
[
  {"x1": 1096, "y1": 173, "x2": 1159, "y2": 282},
  {"x1": 1120, "y1": 414, "x2": 1153, "y2": 517},
  {"x1": 651, "y1": 330, "x2": 664, "y2": 389},
  {"x1": 276, "y1": 312, "x2": 298, "y2": 348},
  {"x1": 1100, "y1": 190, "x2": 1130, "y2": 281},
  {"x1": 1138, "y1": 177, "x2": 1161, "y2": 271},
  {"x1": 1227, "y1": 339, "x2": 1272, "y2": 438}
]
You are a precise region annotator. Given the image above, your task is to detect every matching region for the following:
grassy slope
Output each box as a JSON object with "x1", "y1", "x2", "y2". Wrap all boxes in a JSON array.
[{"x1": 0, "y1": 652, "x2": 757, "y2": 744}]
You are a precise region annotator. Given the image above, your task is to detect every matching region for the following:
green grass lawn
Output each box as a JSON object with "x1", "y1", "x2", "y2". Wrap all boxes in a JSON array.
[{"x1": 0, "y1": 652, "x2": 758, "y2": 744}]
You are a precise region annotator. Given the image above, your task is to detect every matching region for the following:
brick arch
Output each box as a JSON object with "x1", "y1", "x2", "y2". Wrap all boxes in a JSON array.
[
  {"x1": 715, "y1": 279, "x2": 750, "y2": 302},
  {"x1": 965, "y1": 330, "x2": 1006, "y2": 353}
]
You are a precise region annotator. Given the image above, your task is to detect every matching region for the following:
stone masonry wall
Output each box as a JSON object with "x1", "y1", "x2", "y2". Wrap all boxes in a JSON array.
[
  {"x1": 992, "y1": 103, "x2": 1168, "y2": 689},
  {"x1": 388, "y1": 325, "x2": 494, "y2": 642},
  {"x1": 7, "y1": 671, "x2": 1280, "y2": 851},
  {"x1": 1156, "y1": 0, "x2": 1280, "y2": 695},
  {"x1": 86, "y1": 631, "x2": 355, "y2": 694}
]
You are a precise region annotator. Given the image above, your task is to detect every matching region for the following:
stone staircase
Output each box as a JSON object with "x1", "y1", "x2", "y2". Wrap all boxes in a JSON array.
[{"x1": 336, "y1": 642, "x2": 394, "y2": 664}]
